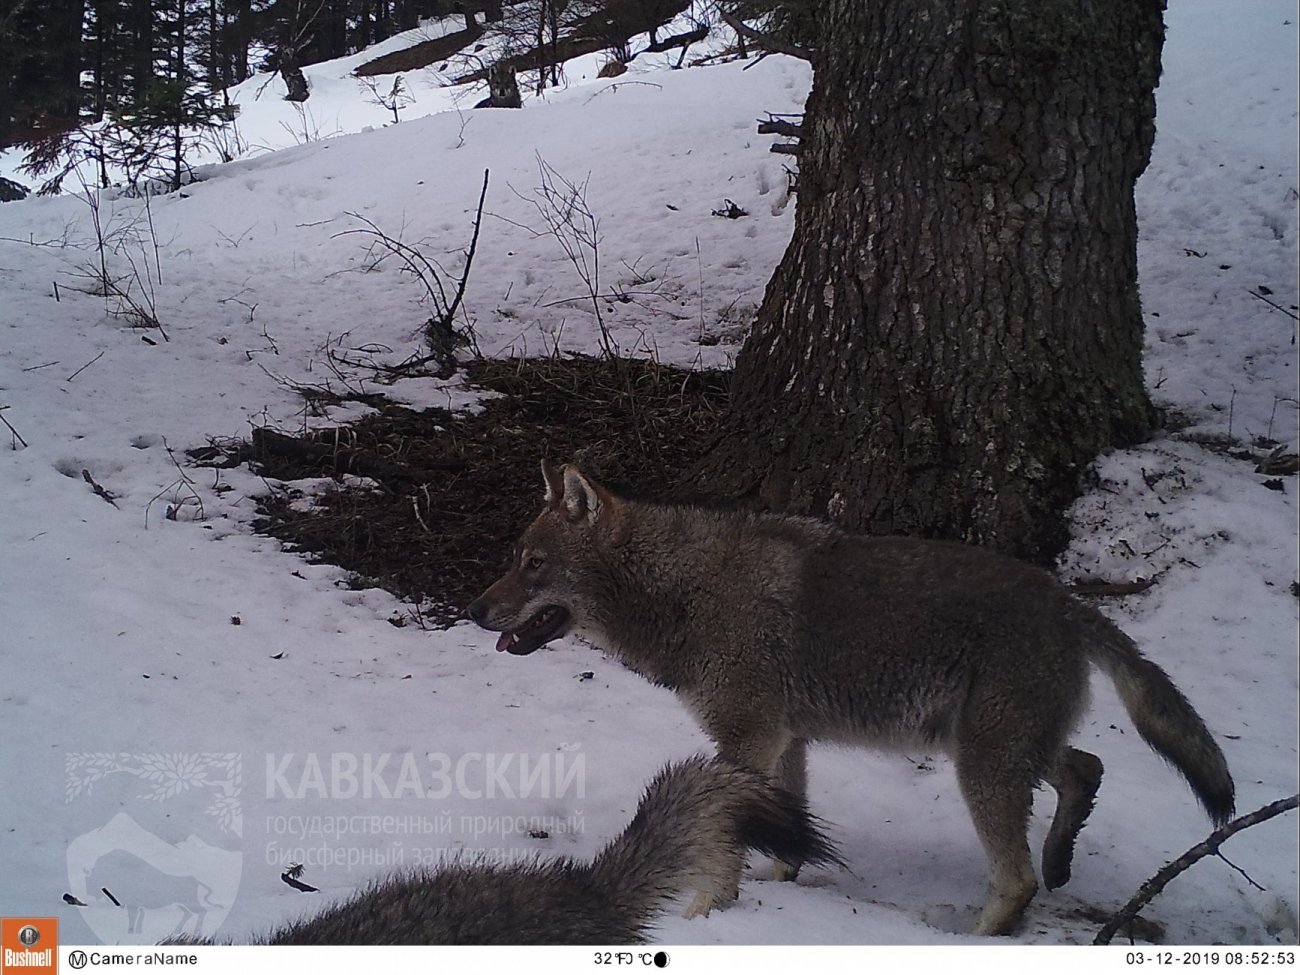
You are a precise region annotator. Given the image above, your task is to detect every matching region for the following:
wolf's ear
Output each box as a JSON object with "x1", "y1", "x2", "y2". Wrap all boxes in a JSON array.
[
  {"x1": 559, "y1": 465, "x2": 609, "y2": 526},
  {"x1": 540, "y1": 458, "x2": 565, "y2": 507}
]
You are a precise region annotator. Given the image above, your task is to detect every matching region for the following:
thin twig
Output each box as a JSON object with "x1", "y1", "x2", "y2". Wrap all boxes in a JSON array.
[
  {"x1": 82, "y1": 469, "x2": 119, "y2": 508},
  {"x1": 411, "y1": 494, "x2": 432, "y2": 535},
  {"x1": 0, "y1": 407, "x2": 29, "y2": 448},
  {"x1": 1214, "y1": 850, "x2": 1265, "y2": 892},
  {"x1": 506, "y1": 155, "x2": 615, "y2": 356},
  {"x1": 333, "y1": 174, "x2": 486, "y2": 367},
  {"x1": 1068, "y1": 579, "x2": 1157, "y2": 598},
  {"x1": 695, "y1": 236, "x2": 706, "y2": 343},
  {"x1": 1094, "y1": 794, "x2": 1299, "y2": 945},
  {"x1": 582, "y1": 80, "x2": 664, "y2": 104},
  {"x1": 145, "y1": 438, "x2": 205, "y2": 528},
  {"x1": 1247, "y1": 288, "x2": 1299, "y2": 321},
  {"x1": 445, "y1": 169, "x2": 489, "y2": 332},
  {"x1": 540, "y1": 289, "x2": 662, "y2": 308},
  {"x1": 66, "y1": 351, "x2": 105, "y2": 382}
]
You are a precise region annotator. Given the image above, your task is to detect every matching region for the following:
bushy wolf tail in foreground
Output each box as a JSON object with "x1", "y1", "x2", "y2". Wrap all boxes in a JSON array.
[{"x1": 250, "y1": 757, "x2": 838, "y2": 945}]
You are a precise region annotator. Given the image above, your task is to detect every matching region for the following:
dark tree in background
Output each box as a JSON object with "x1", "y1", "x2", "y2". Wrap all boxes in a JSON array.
[
  {"x1": 696, "y1": 0, "x2": 1164, "y2": 561},
  {"x1": 2, "y1": 0, "x2": 682, "y2": 151},
  {"x1": 2, "y1": 0, "x2": 505, "y2": 148},
  {"x1": 1, "y1": 0, "x2": 85, "y2": 148}
]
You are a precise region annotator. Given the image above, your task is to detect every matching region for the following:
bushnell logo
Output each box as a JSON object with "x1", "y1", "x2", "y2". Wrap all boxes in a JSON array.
[{"x1": 1, "y1": 917, "x2": 57, "y2": 975}]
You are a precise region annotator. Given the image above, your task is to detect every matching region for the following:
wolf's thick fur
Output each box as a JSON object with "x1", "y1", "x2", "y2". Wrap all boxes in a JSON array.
[
  {"x1": 467, "y1": 460, "x2": 1237, "y2": 936},
  {"x1": 206, "y1": 757, "x2": 836, "y2": 945}
]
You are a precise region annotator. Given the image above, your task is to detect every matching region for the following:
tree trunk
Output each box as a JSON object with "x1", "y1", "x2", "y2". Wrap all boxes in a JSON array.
[
  {"x1": 374, "y1": 0, "x2": 391, "y2": 42},
  {"x1": 534, "y1": 0, "x2": 546, "y2": 93},
  {"x1": 356, "y1": 0, "x2": 372, "y2": 50},
  {"x1": 232, "y1": 0, "x2": 251, "y2": 82},
  {"x1": 53, "y1": 0, "x2": 85, "y2": 121},
  {"x1": 208, "y1": 0, "x2": 219, "y2": 93},
  {"x1": 131, "y1": 0, "x2": 153, "y2": 103},
  {"x1": 693, "y1": 0, "x2": 1164, "y2": 562},
  {"x1": 91, "y1": 0, "x2": 111, "y2": 120},
  {"x1": 396, "y1": 0, "x2": 418, "y2": 33},
  {"x1": 173, "y1": 0, "x2": 185, "y2": 191}
]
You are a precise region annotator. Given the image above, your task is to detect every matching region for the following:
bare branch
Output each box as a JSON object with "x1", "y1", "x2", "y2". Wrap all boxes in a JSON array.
[
  {"x1": 82, "y1": 469, "x2": 119, "y2": 508},
  {"x1": 1247, "y1": 287, "x2": 1299, "y2": 322},
  {"x1": 757, "y1": 117, "x2": 803, "y2": 139},
  {"x1": 332, "y1": 172, "x2": 488, "y2": 378},
  {"x1": 1094, "y1": 794, "x2": 1299, "y2": 945},
  {"x1": 66, "y1": 351, "x2": 105, "y2": 382},
  {"x1": 445, "y1": 169, "x2": 490, "y2": 333},
  {"x1": 719, "y1": 11, "x2": 811, "y2": 62},
  {"x1": 0, "y1": 406, "x2": 29, "y2": 448},
  {"x1": 1067, "y1": 579, "x2": 1157, "y2": 598},
  {"x1": 504, "y1": 155, "x2": 616, "y2": 356}
]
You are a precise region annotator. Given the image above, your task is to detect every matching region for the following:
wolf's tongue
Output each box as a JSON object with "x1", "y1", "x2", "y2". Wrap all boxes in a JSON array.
[{"x1": 496, "y1": 631, "x2": 517, "y2": 653}]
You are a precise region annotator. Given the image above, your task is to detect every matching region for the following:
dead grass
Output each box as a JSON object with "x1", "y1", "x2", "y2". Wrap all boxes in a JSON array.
[{"x1": 243, "y1": 355, "x2": 728, "y2": 625}]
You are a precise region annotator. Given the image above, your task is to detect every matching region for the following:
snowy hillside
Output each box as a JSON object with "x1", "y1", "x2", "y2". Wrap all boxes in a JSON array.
[{"x1": 0, "y1": 0, "x2": 1296, "y2": 950}]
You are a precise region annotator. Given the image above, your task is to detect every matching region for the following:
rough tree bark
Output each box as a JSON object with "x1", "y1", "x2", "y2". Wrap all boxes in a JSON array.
[{"x1": 693, "y1": 0, "x2": 1165, "y2": 561}]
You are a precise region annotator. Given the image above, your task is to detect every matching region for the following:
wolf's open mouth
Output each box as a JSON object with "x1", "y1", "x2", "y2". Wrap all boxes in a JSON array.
[{"x1": 496, "y1": 606, "x2": 570, "y2": 655}]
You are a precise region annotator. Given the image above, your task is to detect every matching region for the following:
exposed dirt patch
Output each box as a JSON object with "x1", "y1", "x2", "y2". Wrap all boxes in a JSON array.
[
  {"x1": 224, "y1": 355, "x2": 728, "y2": 626},
  {"x1": 354, "y1": 26, "x2": 486, "y2": 77},
  {"x1": 352, "y1": 0, "x2": 692, "y2": 82}
]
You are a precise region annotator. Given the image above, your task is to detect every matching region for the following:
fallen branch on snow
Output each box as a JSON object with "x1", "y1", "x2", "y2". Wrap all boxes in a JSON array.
[
  {"x1": 82, "y1": 469, "x2": 119, "y2": 508},
  {"x1": 1067, "y1": 579, "x2": 1157, "y2": 598},
  {"x1": 1094, "y1": 794, "x2": 1299, "y2": 945}
]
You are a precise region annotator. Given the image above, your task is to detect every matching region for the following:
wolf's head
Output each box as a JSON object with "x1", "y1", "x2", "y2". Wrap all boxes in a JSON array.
[{"x1": 466, "y1": 459, "x2": 625, "y2": 655}]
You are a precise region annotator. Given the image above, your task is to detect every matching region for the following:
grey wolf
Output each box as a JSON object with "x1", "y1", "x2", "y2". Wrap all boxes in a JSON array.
[
  {"x1": 185, "y1": 757, "x2": 837, "y2": 945},
  {"x1": 467, "y1": 460, "x2": 1236, "y2": 935}
]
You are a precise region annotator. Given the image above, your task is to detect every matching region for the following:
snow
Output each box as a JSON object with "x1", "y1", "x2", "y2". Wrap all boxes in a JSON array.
[{"x1": 0, "y1": 0, "x2": 1296, "y2": 949}]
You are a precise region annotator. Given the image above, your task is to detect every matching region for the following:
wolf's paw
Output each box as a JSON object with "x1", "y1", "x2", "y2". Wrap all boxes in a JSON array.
[
  {"x1": 772, "y1": 859, "x2": 802, "y2": 882},
  {"x1": 682, "y1": 887, "x2": 738, "y2": 919},
  {"x1": 683, "y1": 890, "x2": 716, "y2": 920}
]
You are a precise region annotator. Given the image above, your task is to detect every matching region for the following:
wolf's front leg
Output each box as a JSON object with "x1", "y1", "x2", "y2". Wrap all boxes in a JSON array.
[
  {"x1": 771, "y1": 737, "x2": 808, "y2": 882},
  {"x1": 679, "y1": 722, "x2": 792, "y2": 919}
]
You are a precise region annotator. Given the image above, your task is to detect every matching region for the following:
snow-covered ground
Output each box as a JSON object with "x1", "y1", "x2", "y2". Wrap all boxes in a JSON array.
[{"x1": 0, "y1": 0, "x2": 1296, "y2": 949}]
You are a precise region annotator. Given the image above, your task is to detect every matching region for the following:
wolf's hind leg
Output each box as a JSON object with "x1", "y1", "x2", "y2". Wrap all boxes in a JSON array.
[
  {"x1": 956, "y1": 746, "x2": 1038, "y2": 936},
  {"x1": 771, "y1": 738, "x2": 808, "y2": 882},
  {"x1": 1041, "y1": 747, "x2": 1103, "y2": 890}
]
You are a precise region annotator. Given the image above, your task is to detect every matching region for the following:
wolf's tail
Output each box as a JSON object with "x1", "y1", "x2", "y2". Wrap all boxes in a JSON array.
[
  {"x1": 1086, "y1": 621, "x2": 1235, "y2": 825},
  {"x1": 586, "y1": 756, "x2": 840, "y2": 933},
  {"x1": 174, "y1": 757, "x2": 838, "y2": 945}
]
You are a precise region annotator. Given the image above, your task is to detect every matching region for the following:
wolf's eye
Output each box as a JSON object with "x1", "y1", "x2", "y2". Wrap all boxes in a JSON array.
[{"x1": 526, "y1": 555, "x2": 545, "y2": 570}]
